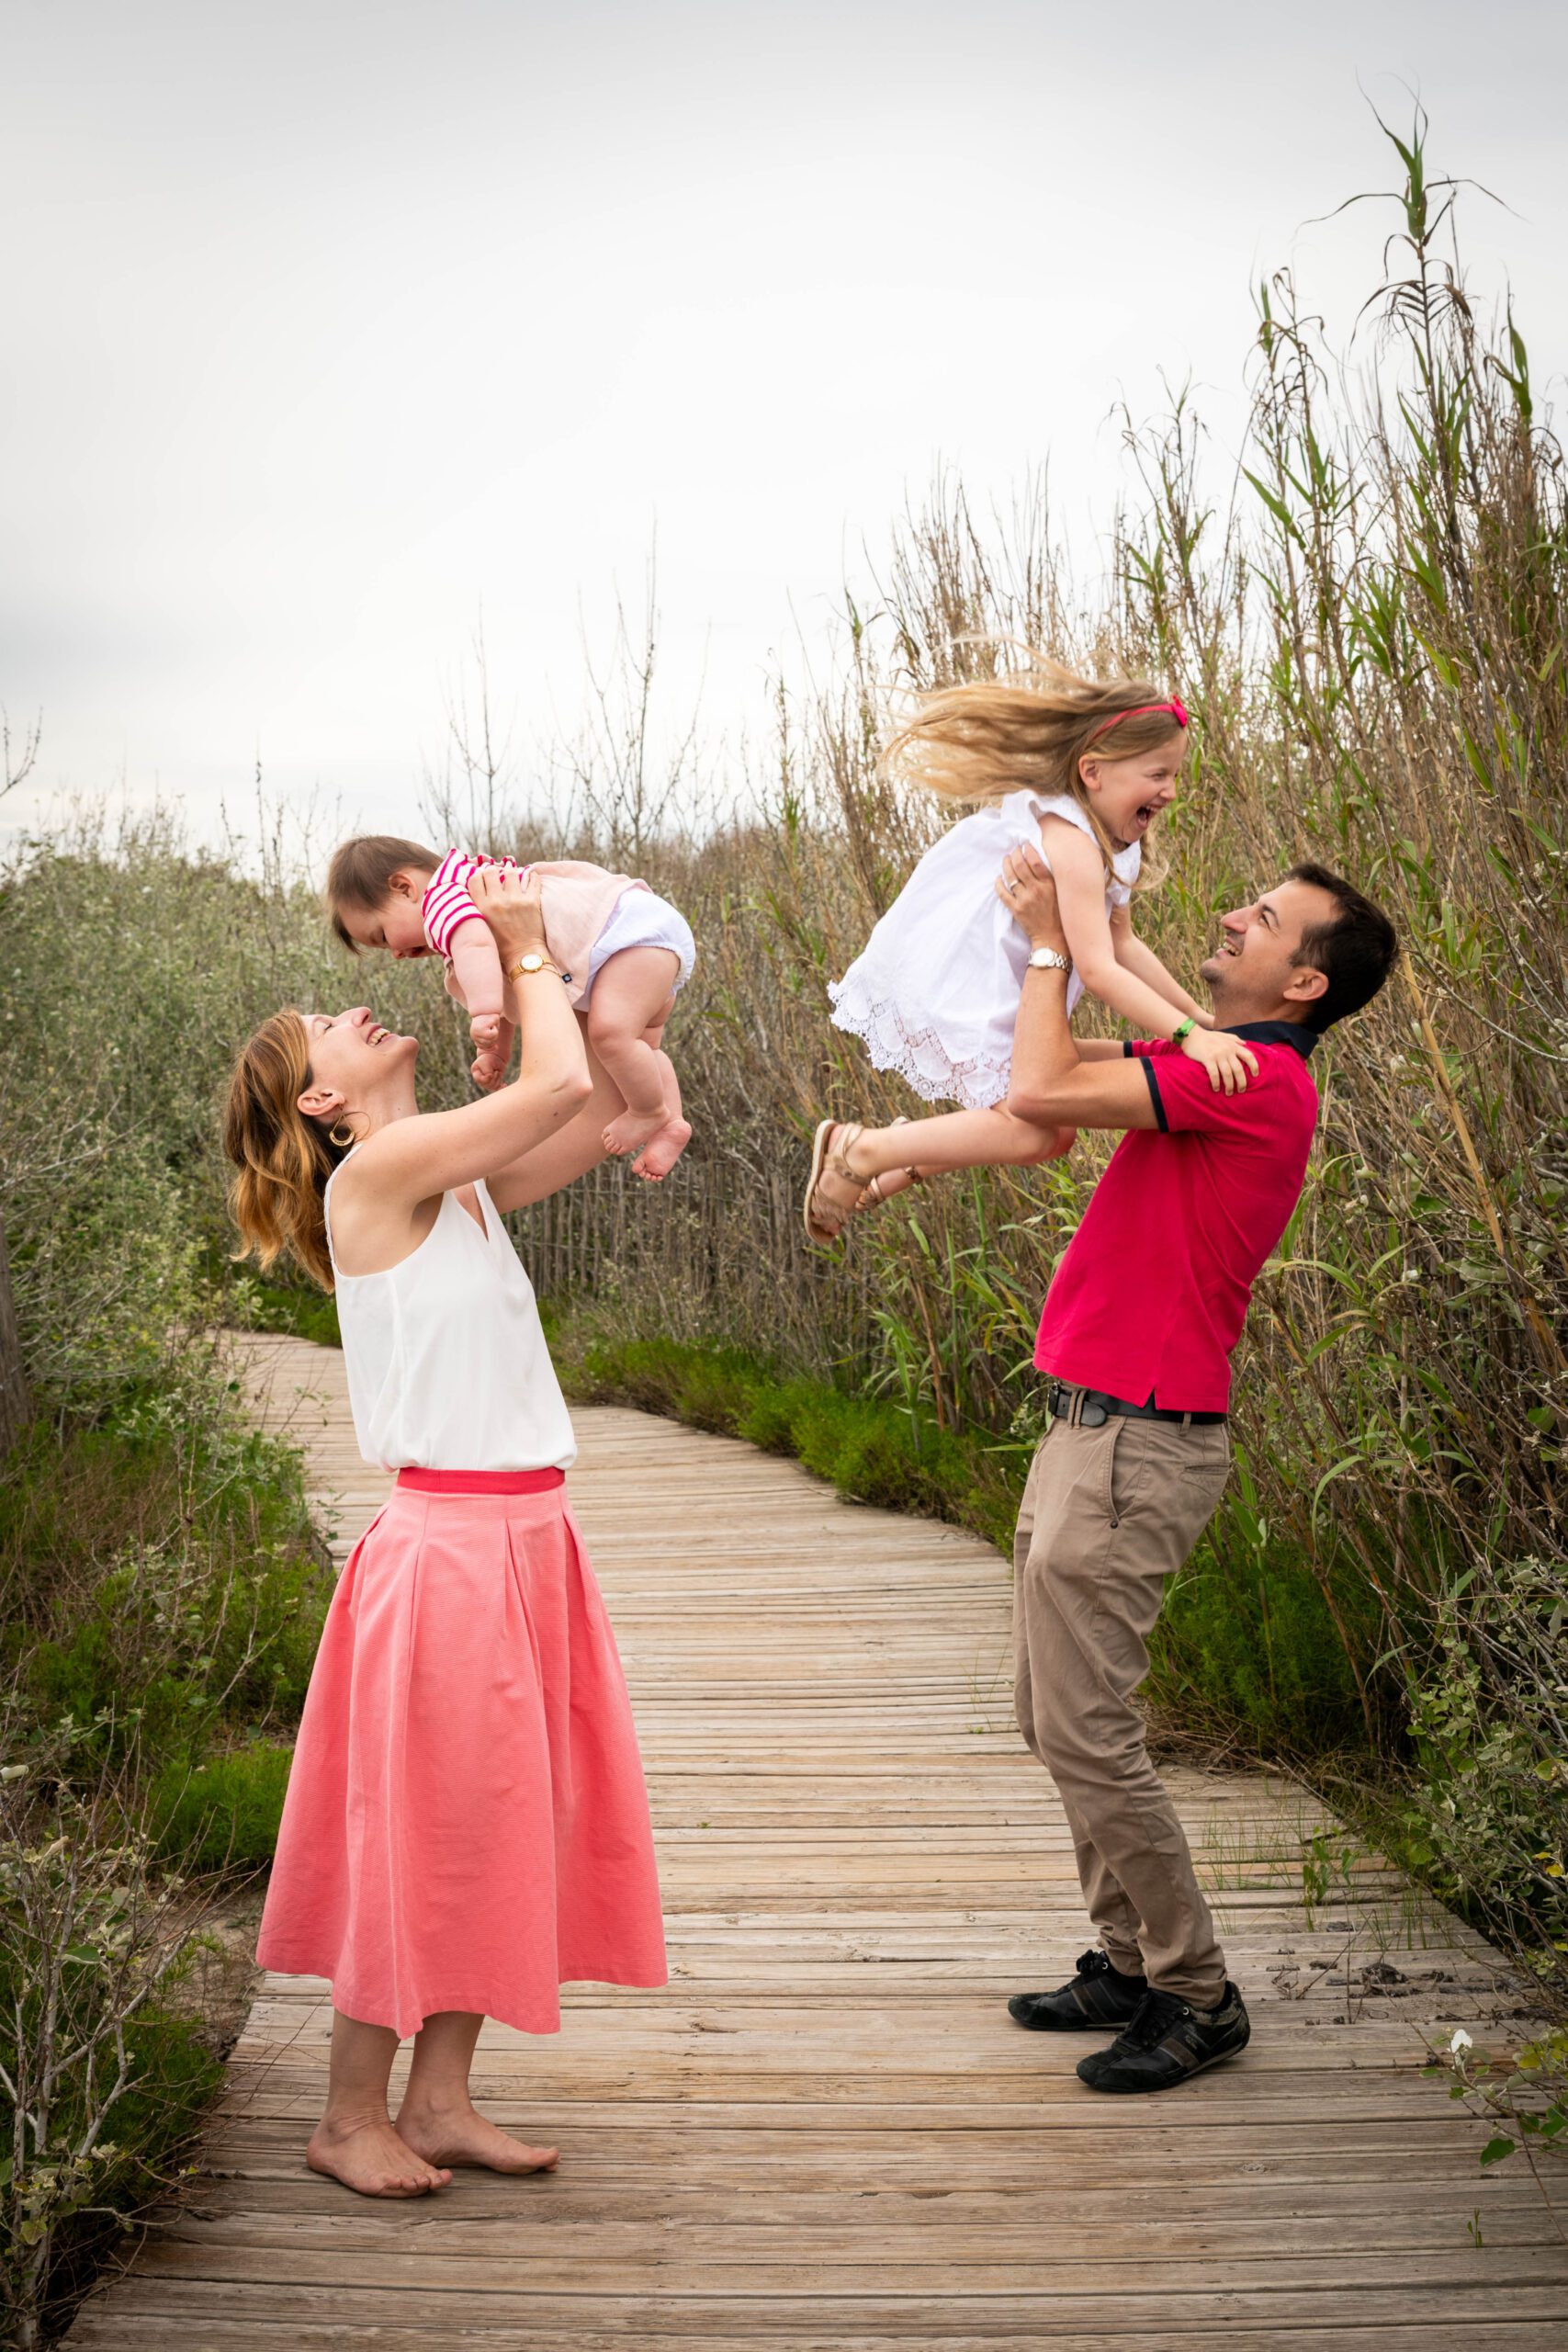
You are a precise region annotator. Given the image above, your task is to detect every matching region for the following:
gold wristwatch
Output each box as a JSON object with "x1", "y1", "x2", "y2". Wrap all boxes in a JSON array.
[{"x1": 504, "y1": 951, "x2": 565, "y2": 983}]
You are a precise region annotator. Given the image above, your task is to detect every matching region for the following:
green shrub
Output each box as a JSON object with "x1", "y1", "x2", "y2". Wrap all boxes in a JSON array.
[
  {"x1": 151, "y1": 1740, "x2": 294, "y2": 1871},
  {"x1": 0, "y1": 1393, "x2": 330, "y2": 1775},
  {"x1": 1146, "y1": 1541, "x2": 1382, "y2": 1756},
  {"x1": 0, "y1": 1770, "x2": 230, "y2": 2346}
]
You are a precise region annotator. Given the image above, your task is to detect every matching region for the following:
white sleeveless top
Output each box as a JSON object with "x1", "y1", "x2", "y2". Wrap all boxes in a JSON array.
[
  {"x1": 323, "y1": 1162, "x2": 577, "y2": 1474},
  {"x1": 829, "y1": 790, "x2": 1141, "y2": 1113}
]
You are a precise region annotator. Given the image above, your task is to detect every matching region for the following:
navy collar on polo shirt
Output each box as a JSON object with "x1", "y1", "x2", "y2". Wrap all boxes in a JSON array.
[{"x1": 1224, "y1": 1020, "x2": 1319, "y2": 1057}]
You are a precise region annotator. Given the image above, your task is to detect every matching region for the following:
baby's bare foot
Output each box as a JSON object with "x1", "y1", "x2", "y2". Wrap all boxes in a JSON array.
[
  {"x1": 306, "y1": 2116, "x2": 450, "y2": 2199},
  {"x1": 603, "y1": 1106, "x2": 668, "y2": 1158},
  {"x1": 632, "y1": 1117, "x2": 693, "y2": 1182},
  {"x1": 397, "y1": 2099, "x2": 558, "y2": 2175}
]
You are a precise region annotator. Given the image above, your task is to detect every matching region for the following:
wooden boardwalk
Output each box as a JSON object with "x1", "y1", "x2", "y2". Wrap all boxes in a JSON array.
[{"x1": 68, "y1": 1333, "x2": 1567, "y2": 2348}]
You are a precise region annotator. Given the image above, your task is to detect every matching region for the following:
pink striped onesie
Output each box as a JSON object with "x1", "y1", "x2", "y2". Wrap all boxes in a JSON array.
[{"x1": 422, "y1": 851, "x2": 695, "y2": 1013}]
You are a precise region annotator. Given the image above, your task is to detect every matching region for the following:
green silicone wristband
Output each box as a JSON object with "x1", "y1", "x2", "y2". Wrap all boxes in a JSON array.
[{"x1": 1171, "y1": 1016, "x2": 1198, "y2": 1046}]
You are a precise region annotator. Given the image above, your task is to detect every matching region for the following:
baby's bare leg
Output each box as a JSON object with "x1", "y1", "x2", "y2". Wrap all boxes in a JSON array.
[
  {"x1": 630, "y1": 1042, "x2": 692, "y2": 1182},
  {"x1": 589, "y1": 949, "x2": 682, "y2": 1156}
]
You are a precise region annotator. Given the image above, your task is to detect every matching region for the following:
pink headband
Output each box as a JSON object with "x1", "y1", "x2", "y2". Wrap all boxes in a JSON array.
[{"x1": 1087, "y1": 696, "x2": 1190, "y2": 745}]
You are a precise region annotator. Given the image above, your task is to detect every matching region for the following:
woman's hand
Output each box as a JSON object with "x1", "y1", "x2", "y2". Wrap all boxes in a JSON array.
[
  {"x1": 468, "y1": 862, "x2": 549, "y2": 963},
  {"x1": 996, "y1": 845, "x2": 1069, "y2": 957}
]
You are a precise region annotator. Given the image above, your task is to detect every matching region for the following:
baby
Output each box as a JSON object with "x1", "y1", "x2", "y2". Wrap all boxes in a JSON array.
[{"x1": 327, "y1": 834, "x2": 695, "y2": 1181}]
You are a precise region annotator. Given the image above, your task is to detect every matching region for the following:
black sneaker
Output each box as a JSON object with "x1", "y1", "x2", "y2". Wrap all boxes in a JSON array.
[
  {"x1": 1008, "y1": 1948, "x2": 1149, "y2": 2032},
  {"x1": 1076, "y1": 1981, "x2": 1251, "y2": 2093}
]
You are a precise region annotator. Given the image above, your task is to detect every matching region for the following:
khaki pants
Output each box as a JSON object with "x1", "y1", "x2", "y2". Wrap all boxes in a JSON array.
[{"x1": 1012, "y1": 1412, "x2": 1234, "y2": 2007}]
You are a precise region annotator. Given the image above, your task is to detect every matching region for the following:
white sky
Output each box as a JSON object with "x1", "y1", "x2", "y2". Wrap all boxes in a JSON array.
[{"x1": 3, "y1": 0, "x2": 1565, "y2": 848}]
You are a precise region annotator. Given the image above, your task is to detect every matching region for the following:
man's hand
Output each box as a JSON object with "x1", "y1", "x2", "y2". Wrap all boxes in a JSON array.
[{"x1": 996, "y1": 844, "x2": 1069, "y2": 958}]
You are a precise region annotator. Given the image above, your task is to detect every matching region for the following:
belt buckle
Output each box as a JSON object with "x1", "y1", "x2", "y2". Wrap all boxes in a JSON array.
[{"x1": 1052, "y1": 1385, "x2": 1108, "y2": 1430}]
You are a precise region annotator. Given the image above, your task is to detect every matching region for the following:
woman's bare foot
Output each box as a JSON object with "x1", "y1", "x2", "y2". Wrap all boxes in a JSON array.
[
  {"x1": 603, "y1": 1105, "x2": 668, "y2": 1158},
  {"x1": 396, "y1": 2098, "x2": 559, "y2": 2175},
  {"x1": 632, "y1": 1116, "x2": 692, "y2": 1182},
  {"x1": 306, "y1": 2114, "x2": 451, "y2": 2199}
]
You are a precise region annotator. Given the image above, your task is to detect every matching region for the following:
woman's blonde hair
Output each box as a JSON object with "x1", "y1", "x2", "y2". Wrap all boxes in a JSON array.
[
  {"x1": 222, "y1": 1010, "x2": 350, "y2": 1293},
  {"x1": 882, "y1": 650, "x2": 1188, "y2": 881}
]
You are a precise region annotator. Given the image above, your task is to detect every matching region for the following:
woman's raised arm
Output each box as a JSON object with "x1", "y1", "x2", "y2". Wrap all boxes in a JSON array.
[{"x1": 350, "y1": 866, "x2": 591, "y2": 1211}]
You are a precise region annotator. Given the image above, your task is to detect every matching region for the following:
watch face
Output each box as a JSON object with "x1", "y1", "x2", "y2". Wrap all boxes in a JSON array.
[{"x1": 521, "y1": 953, "x2": 543, "y2": 971}]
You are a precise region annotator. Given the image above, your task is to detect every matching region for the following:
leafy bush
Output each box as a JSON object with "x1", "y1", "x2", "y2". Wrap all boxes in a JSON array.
[
  {"x1": 1406, "y1": 1559, "x2": 1568, "y2": 1963},
  {"x1": 0, "y1": 1759, "x2": 224, "y2": 2350},
  {"x1": 0, "y1": 1382, "x2": 329, "y2": 1771},
  {"x1": 0, "y1": 1369, "x2": 329, "y2": 2337},
  {"x1": 150, "y1": 1740, "x2": 294, "y2": 1872}
]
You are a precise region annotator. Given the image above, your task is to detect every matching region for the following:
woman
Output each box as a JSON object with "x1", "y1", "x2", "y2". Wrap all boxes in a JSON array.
[{"x1": 224, "y1": 864, "x2": 666, "y2": 2199}]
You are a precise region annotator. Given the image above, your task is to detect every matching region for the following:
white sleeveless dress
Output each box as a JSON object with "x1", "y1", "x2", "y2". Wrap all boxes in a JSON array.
[
  {"x1": 828, "y1": 791, "x2": 1142, "y2": 1111},
  {"x1": 323, "y1": 1162, "x2": 576, "y2": 1473}
]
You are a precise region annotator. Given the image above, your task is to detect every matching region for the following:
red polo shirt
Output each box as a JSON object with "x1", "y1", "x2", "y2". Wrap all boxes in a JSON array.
[{"x1": 1032, "y1": 1023, "x2": 1320, "y2": 1413}]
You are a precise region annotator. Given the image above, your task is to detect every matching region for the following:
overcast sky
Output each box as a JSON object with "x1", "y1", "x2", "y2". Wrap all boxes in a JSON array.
[{"x1": 4, "y1": 0, "x2": 1565, "y2": 851}]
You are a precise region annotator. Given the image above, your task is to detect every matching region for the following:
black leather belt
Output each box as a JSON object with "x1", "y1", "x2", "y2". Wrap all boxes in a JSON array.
[{"x1": 1046, "y1": 1382, "x2": 1227, "y2": 1430}]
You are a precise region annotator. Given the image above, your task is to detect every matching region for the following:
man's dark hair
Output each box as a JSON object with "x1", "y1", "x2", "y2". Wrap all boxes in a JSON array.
[{"x1": 1285, "y1": 863, "x2": 1399, "y2": 1031}]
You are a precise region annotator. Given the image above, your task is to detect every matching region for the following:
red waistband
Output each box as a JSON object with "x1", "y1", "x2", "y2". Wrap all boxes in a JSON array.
[{"x1": 395, "y1": 1466, "x2": 566, "y2": 1495}]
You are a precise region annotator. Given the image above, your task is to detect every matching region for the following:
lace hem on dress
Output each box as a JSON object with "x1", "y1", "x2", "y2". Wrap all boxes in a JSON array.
[{"x1": 828, "y1": 989, "x2": 1011, "y2": 1112}]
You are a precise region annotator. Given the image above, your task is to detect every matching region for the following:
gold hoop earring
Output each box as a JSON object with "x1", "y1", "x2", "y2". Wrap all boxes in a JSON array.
[{"x1": 329, "y1": 1120, "x2": 355, "y2": 1149}]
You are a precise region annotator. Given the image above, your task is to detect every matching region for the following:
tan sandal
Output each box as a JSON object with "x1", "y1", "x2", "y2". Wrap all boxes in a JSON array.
[
  {"x1": 862, "y1": 1116, "x2": 925, "y2": 1207},
  {"x1": 804, "y1": 1120, "x2": 868, "y2": 1246}
]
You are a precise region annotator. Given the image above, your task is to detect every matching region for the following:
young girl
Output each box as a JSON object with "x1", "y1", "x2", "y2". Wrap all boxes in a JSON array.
[
  {"x1": 327, "y1": 835, "x2": 694, "y2": 1182},
  {"x1": 805, "y1": 658, "x2": 1251, "y2": 1241}
]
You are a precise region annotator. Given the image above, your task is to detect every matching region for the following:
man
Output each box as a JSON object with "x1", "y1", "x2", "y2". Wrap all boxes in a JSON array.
[{"x1": 993, "y1": 851, "x2": 1398, "y2": 2091}]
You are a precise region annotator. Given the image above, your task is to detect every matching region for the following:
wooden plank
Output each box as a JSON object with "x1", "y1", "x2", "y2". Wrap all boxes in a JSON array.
[
  {"x1": 62, "y1": 2315, "x2": 1568, "y2": 2351},
  {"x1": 65, "y1": 1332, "x2": 1562, "y2": 2348}
]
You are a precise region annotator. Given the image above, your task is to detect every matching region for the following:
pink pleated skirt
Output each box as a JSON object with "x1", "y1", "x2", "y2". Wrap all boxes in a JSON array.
[{"x1": 256, "y1": 1472, "x2": 667, "y2": 2038}]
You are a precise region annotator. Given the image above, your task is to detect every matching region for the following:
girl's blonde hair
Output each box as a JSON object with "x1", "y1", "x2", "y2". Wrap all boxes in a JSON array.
[
  {"x1": 882, "y1": 650, "x2": 1188, "y2": 881},
  {"x1": 222, "y1": 1010, "x2": 350, "y2": 1293}
]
